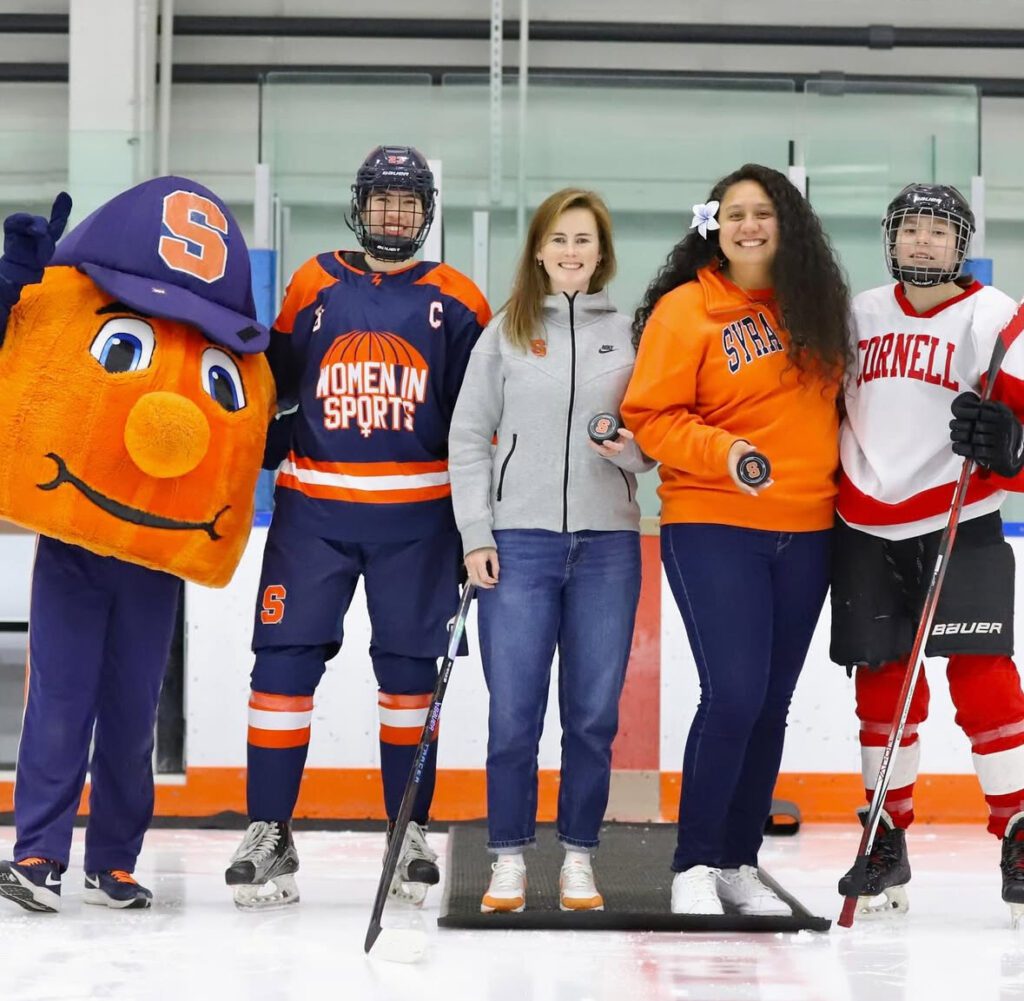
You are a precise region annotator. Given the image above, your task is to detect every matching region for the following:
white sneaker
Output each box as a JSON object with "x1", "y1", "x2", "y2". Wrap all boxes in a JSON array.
[
  {"x1": 559, "y1": 854, "x2": 604, "y2": 911},
  {"x1": 716, "y1": 865, "x2": 792, "y2": 915},
  {"x1": 480, "y1": 855, "x2": 527, "y2": 913},
  {"x1": 671, "y1": 865, "x2": 724, "y2": 914}
]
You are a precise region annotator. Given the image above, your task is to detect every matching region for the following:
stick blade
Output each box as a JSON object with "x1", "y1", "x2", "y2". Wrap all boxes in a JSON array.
[
  {"x1": 365, "y1": 927, "x2": 428, "y2": 964},
  {"x1": 364, "y1": 921, "x2": 382, "y2": 955},
  {"x1": 838, "y1": 896, "x2": 858, "y2": 928}
]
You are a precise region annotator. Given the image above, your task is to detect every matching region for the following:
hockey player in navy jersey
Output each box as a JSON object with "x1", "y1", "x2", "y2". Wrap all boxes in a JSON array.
[
  {"x1": 225, "y1": 146, "x2": 490, "y2": 908},
  {"x1": 831, "y1": 183, "x2": 1024, "y2": 922}
]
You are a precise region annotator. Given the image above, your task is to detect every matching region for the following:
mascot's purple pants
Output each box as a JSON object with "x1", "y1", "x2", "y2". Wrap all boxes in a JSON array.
[{"x1": 13, "y1": 535, "x2": 180, "y2": 872}]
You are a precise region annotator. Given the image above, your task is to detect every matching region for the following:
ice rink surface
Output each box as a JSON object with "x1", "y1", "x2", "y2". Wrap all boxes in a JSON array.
[{"x1": 2, "y1": 822, "x2": 1024, "y2": 1001}]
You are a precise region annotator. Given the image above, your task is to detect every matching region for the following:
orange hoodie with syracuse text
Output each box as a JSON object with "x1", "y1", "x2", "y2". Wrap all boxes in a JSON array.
[{"x1": 621, "y1": 263, "x2": 840, "y2": 532}]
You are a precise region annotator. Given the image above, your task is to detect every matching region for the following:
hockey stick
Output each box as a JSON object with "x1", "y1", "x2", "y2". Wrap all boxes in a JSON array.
[
  {"x1": 838, "y1": 301, "x2": 1024, "y2": 928},
  {"x1": 365, "y1": 582, "x2": 476, "y2": 959}
]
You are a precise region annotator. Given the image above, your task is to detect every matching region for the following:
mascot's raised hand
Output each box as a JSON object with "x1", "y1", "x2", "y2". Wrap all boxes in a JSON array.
[{"x1": 0, "y1": 192, "x2": 72, "y2": 307}]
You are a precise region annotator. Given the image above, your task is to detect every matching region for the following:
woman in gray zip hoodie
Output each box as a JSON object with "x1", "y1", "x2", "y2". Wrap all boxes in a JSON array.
[{"x1": 449, "y1": 189, "x2": 653, "y2": 915}]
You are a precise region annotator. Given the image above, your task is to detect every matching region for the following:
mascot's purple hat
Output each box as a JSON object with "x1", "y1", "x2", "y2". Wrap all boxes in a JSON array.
[{"x1": 52, "y1": 175, "x2": 268, "y2": 354}]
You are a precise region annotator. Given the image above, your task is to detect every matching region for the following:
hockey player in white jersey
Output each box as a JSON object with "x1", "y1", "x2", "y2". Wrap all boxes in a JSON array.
[{"x1": 831, "y1": 183, "x2": 1024, "y2": 923}]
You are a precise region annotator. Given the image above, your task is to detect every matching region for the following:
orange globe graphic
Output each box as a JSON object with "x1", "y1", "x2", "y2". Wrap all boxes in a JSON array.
[{"x1": 323, "y1": 330, "x2": 427, "y2": 371}]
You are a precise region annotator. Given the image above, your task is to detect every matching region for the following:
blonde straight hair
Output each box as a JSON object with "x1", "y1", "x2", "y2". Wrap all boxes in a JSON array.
[{"x1": 502, "y1": 188, "x2": 617, "y2": 352}]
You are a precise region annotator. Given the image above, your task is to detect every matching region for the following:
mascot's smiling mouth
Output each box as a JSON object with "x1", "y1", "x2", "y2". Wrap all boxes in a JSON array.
[{"x1": 38, "y1": 452, "x2": 228, "y2": 541}]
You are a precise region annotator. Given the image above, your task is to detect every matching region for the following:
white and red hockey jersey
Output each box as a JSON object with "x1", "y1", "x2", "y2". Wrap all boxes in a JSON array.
[{"x1": 839, "y1": 281, "x2": 1024, "y2": 540}]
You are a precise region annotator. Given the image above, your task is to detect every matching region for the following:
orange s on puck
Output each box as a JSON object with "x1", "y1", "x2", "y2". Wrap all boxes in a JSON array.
[
  {"x1": 588, "y1": 412, "x2": 621, "y2": 444},
  {"x1": 737, "y1": 451, "x2": 771, "y2": 487}
]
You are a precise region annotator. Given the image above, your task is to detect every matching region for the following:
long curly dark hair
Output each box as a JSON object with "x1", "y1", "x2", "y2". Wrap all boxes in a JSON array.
[{"x1": 633, "y1": 163, "x2": 852, "y2": 379}]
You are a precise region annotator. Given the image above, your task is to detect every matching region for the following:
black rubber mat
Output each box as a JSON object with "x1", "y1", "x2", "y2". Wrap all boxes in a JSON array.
[{"x1": 438, "y1": 822, "x2": 830, "y2": 932}]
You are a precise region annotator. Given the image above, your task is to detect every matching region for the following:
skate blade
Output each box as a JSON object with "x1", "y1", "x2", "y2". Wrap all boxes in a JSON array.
[
  {"x1": 388, "y1": 880, "x2": 429, "y2": 908},
  {"x1": 232, "y1": 874, "x2": 299, "y2": 910},
  {"x1": 855, "y1": 885, "x2": 909, "y2": 917},
  {"x1": 366, "y1": 927, "x2": 428, "y2": 964},
  {"x1": 1010, "y1": 902, "x2": 1024, "y2": 930}
]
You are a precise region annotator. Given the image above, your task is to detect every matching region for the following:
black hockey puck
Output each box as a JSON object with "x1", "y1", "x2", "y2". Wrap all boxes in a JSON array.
[
  {"x1": 588, "y1": 413, "x2": 621, "y2": 444},
  {"x1": 737, "y1": 451, "x2": 771, "y2": 487}
]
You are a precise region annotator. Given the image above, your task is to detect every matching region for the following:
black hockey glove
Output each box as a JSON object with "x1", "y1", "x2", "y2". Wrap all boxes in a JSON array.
[
  {"x1": 949, "y1": 391, "x2": 1024, "y2": 478},
  {"x1": 262, "y1": 401, "x2": 298, "y2": 470}
]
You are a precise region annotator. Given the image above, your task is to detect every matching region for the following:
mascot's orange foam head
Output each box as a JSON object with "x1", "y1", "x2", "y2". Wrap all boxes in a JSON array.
[{"x1": 0, "y1": 177, "x2": 275, "y2": 587}]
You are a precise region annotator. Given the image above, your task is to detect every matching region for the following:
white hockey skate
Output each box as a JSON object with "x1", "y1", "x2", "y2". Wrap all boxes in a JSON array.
[
  {"x1": 387, "y1": 821, "x2": 439, "y2": 907},
  {"x1": 225, "y1": 820, "x2": 300, "y2": 910},
  {"x1": 838, "y1": 807, "x2": 911, "y2": 917}
]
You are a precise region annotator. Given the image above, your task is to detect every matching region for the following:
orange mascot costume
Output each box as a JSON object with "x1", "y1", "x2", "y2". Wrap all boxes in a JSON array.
[{"x1": 0, "y1": 177, "x2": 274, "y2": 913}]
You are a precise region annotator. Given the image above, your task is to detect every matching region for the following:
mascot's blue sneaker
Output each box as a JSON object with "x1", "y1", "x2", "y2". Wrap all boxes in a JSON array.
[
  {"x1": 0, "y1": 857, "x2": 62, "y2": 913},
  {"x1": 84, "y1": 869, "x2": 153, "y2": 909}
]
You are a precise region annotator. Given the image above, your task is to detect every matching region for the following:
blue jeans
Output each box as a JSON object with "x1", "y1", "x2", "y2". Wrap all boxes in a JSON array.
[
  {"x1": 478, "y1": 529, "x2": 642, "y2": 850},
  {"x1": 661, "y1": 523, "x2": 831, "y2": 872}
]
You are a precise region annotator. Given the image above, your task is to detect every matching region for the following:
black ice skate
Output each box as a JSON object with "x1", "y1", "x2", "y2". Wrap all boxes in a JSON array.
[
  {"x1": 1000, "y1": 811, "x2": 1024, "y2": 927},
  {"x1": 225, "y1": 820, "x2": 299, "y2": 909},
  {"x1": 838, "y1": 806, "x2": 911, "y2": 916},
  {"x1": 386, "y1": 820, "x2": 439, "y2": 907}
]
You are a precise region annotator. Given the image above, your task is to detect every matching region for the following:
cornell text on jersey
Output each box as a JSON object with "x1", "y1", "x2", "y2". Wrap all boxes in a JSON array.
[{"x1": 857, "y1": 332, "x2": 959, "y2": 390}]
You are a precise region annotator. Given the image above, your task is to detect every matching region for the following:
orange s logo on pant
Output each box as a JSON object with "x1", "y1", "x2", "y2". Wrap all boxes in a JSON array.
[
  {"x1": 260, "y1": 584, "x2": 287, "y2": 624},
  {"x1": 158, "y1": 190, "x2": 229, "y2": 283}
]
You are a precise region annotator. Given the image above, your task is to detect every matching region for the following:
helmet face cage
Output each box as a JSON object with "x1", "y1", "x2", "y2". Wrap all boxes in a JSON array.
[
  {"x1": 882, "y1": 185, "x2": 975, "y2": 287},
  {"x1": 346, "y1": 146, "x2": 437, "y2": 263}
]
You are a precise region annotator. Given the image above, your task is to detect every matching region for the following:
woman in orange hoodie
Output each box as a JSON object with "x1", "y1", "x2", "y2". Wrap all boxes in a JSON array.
[{"x1": 622, "y1": 163, "x2": 850, "y2": 916}]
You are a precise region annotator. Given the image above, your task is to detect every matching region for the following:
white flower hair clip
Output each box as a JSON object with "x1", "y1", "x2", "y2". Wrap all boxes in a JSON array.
[{"x1": 690, "y1": 200, "x2": 720, "y2": 239}]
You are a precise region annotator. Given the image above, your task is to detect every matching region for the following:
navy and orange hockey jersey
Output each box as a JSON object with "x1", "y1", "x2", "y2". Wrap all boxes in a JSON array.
[{"x1": 268, "y1": 251, "x2": 491, "y2": 541}]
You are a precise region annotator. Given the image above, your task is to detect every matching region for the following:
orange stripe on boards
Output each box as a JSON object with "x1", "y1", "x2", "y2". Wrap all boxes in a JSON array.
[
  {"x1": 249, "y1": 692, "x2": 314, "y2": 712},
  {"x1": 378, "y1": 692, "x2": 432, "y2": 710},
  {"x1": 611, "y1": 535, "x2": 661, "y2": 770},
  {"x1": 287, "y1": 455, "x2": 448, "y2": 477},
  {"x1": 247, "y1": 726, "x2": 311, "y2": 749},
  {"x1": 380, "y1": 723, "x2": 438, "y2": 746},
  {"x1": 0, "y1": 770, "x2": 991, "y2": 823},
  {"x1": 659, "y1": 772, "x2": 990, "y2": 824},
  {"x1": 277, "y1": 473, "x2": 451, "y2": 505}
]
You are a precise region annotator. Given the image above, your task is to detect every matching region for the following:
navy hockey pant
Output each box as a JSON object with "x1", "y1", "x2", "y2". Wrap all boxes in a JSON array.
[{"x1": 246, "y1": 517, "x2": 461, "y2": 824}]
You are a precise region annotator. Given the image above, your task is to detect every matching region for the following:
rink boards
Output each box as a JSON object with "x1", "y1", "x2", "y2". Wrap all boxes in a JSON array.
[{"x1": 3, "y1": 525, "x2": 1022, "y2": 823}]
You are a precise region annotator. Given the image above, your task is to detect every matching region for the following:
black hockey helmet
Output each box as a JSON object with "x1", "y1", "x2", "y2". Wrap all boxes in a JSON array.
[
  {"x1": 882, "y1": 183, "x2": 975, "y2": 287},
  {"x1": 345, "y1": 145, "x2": 437, "y2": 263}
]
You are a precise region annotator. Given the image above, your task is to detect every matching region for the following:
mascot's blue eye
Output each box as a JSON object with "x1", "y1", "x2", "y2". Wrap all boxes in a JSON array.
[
  {"x1": 207, "y1": 366, "x2": 241, "y2": 412},
  {"x1": 200, "y1": 348, "x2": 247, "y2": 413},
  {"x1": 98, "y1": 334, "x2": 142, "y2": 373},
  {"x1": 89, "y1": 317, "x2": 156, "y2": 373}
]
